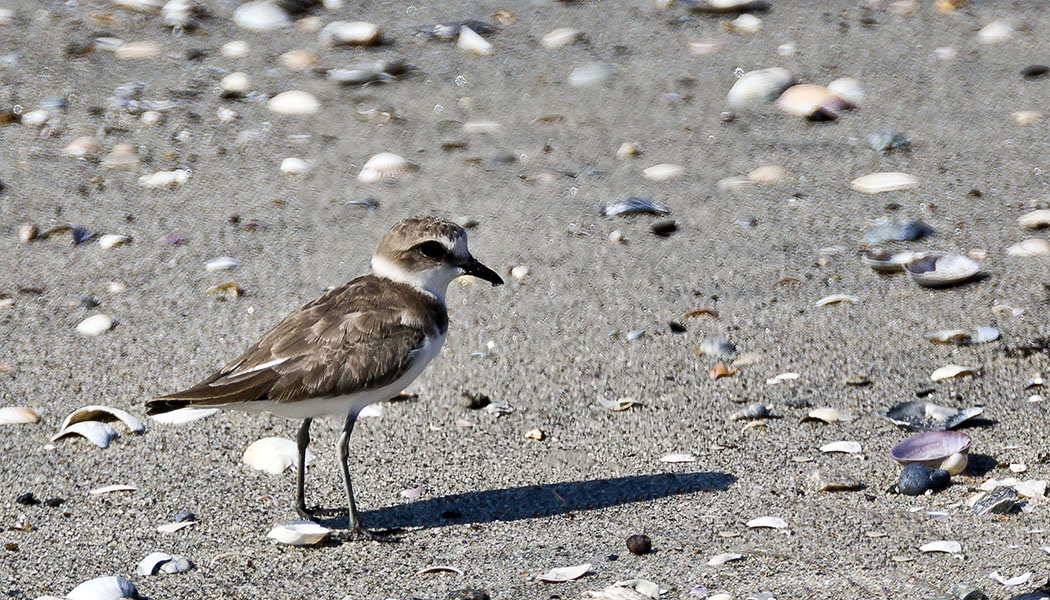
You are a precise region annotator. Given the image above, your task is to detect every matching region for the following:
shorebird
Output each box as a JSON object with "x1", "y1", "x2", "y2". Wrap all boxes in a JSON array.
[{"x1": 145, "y1": 216, "x2": 503, "y2": 537}]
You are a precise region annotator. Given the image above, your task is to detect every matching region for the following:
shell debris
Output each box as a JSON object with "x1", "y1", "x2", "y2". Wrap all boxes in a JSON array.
[
  {"x1": 66, "y1": 576, "x2": 140, "y2": 600},
  {"x1": 267, "y1": 90, "x2": 320, "y2": 115},
  {"x1": 76, "y1": 314, "x2": 114, "y2": 336},
  {"x1": 267, "y1": 520, "x2": 331, "y2": 546},
  {"x1": 358, "y1": 153, "x2": 418, "y2": 183},
  {"x1": 0, "y1": 407, "x2": 40, "y2": 424},
  {"x1": 930, "y1": 364, "x2": 976, "y2": 381},
  {"x1": 458, "y1": 26, "x2": 493, "y2": 55},
  {"x1": 746, "y1": 516, "x2": 788, "y2": 529},
  {"x1": 919, "y1": 540, "x2": 961, "y2": 554},
  {"x1": 814, "y1": 294, "x2": 859, "y2": 307},
  {"x1": 538, "y1": 563, "x2": 591, "y2": 583},
  {"x1": 243, "y1": 437, "x2": 314, "y2": 475}
]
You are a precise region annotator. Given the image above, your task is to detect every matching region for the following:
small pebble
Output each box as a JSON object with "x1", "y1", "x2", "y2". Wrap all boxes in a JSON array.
[
  {"x1": 1021, "y1": 65, "x2": 1050, "y2": 79},
  {"x1": 18, "y1": 222, "x2": 38, "y2": 244},
  {"x1": 625, "y1": 534, "x2": 652, "y2": 555},
  {"x1": 651, "y1": 219, "x2": 678, "y2": 237},
  {"x1": 898, "y1": 463, "x2": 949, "y2": 496}
]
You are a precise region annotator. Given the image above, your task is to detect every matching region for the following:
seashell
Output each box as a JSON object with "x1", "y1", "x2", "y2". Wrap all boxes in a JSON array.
[
  {"x1": 462, "y1": 121, "x2": 501, "y2": 135},
  {"x1": 766, "y1": 372, "x2": 799, "y2": 384},
  {"x1": 860, "y1": 249, "x2": 917, "y2": 273},
  {"x1": 890, "y1": 430, "x2": 971, "y2": 475},
  {"x1": 416, "y1": 565, "x2": 464, "y2": 576},
  {"x1": 568, "y1": 62, "x2": 615, "y2": 87},
  {"x1": 730, "y1": 403, "x2": 768, "y2": 421},
  {"x1": 975, "y1": 326, "x2": 1001, "y2": 344},
  {"x1": 115, "y1": 40, "x2": 161, "y2": 60},
  {"x1": 814, "y1": 294, "x2": 859, "y2": 306},
  {"x1": 885, "y1": 401, "x2": 983, "y2": 431},
  {"x1": 62, "y1": 405, "x2": 145, "y2": 434},
  {"x1": 850, "y1": 172, "x2": 918, "y2": 194},
  {"x1": 1006, "y1": 238, "x2": 1050, "y2": 257},
  {"x1": 897, "y1": 463, "x2": 949, "y2": 496},
  {"x1": 924, "y1": 329, "x2": 971, "y2": 344},
  {"x1": 319, "y1": 21, "x2": 380, "y2": 46},
  {"x1": 98, "y1": 234, "x2": 132, "y2": 250},
  {"x1": 919, "y1": 540, "x2": 961, "y2": 554},
  {"x1": 699, "y1": 337, "x2": 736, "y2": 357},
  {"x1": 221, "y1": 40, "x2": 249, "y2": 58},
  {"x1": 267, "y1": 90, "x2": 320, "y2": 115},
  {"x1": 90, "y1": 484, "x2": 138, "y2": 495},
  {"x1": 0, "y1": 407, "x2": 40, "y2": 424},
  {"x1": 137, "y1": 551, "x2": 174, "y2": 575},
  {"x1": 820, "y1": 441, "x2": 861, "y2": 454},
  {"x1": 989, "y1": 571, "x2": 1031, "y2": 587},
  {"x1": 458, "y1": 26, "x2": 493, "y2": 55},
  {"x1": 1019, "y1": 209, "x2": 1050, "y2": 229},
  {"x1": 861, "y1": 218, "x2": 933, "y2": 245},
  {"x1": 803, "y1": 408, "x2": 854, "y2": 424},
  {"x1": 280, "y1": 49, "x2": 317, "y2": 71},
  {"x1": 280, "y1": 157, "x2": 311, "y2": 175},
  {"x1": 358, "y1": 152, "x2": 418, "y2": 183},
  {"x1": 358, "y1": 404, "x2": 382, "y2": 419},
  {"x1": 775, "y1": 84, "x2": 850, "y2": 120},
  {"x1": 524, "y1": 428, "x2": 544, "y2": 441},
  {"x1": 726, "y1": 67, "x2": 793, "y2": 109},
  {"x1": 660, "y1": 452, "x2": 696, "y2": 463},
  {"x1": 807, "y1": 468, "x2": 863, "y2": 492},
  {"x1": 76, "y1": 314, "x2": 114, "y2": 336},
  {"x1": 138, "y1": 169, "x2": 190, "y2": 188},
  {"x1": 100, "y1": 144, "x2": 139, "y2": 169},
  {"x1": 113, "y1": 0, "x2": 163, "y2": 11},
  {"x1": 685, "y1": 0, "x2": 769, "y2": 13},
  {"x1": 708, "y1": 363, "x2": 736, "y2": 380},
  {"x1": 746, "y1": 516, "x2": 787, "y2": 529},
  {"x1": 727, "y1": 13, "x2": 762, "y2": 33},
  {"x1": 18, "y1": 222, "x2": 38, "y2": 244},
  {"x1": 616, "y1": 142, "x2": 640, "y2": 160},
  {"x1": 971, "y1": 485, "x2": 1018, "y2": 515},
  {"x1": 161, "y1": 0, "x2": 203, "y2": 29},
  {"x1": 219, "y1": 72, "x2": 250, "y2": 97},
  {"x1": 707, "y1": 552, "x2": 744, "y2": 566},
  {"x1": 64, "y1": 136, "x2": 100, "y2": 158},
  {"x1": 243, "y1": 437, "x2": 313, "y2": 475},
  {"x1": 204, "y1": 256, "x2": 239, "y2": 272},
  {"x1": 161, "y1": 556, "x2": 193, "y2": 574},
  {"x1": 66, "y1": 576, "x2": 140, "y2": 600},
  {"x1": 643, "y1": 163, "x2": 684, "y2": 182},
  {"x1": 150, "y1": 407, "x2": 219, "y2": 424},
  {"x1": 977, "y1": 19, "x2": 1013, "y2": 44},
  {"x1": 747, "y1": 165, "x2": 784, "y2": 184},
  {"x1": 267, "y1": 520, "x2": 331, "y2": 546},
  {"x1": 542, "y1": 28, "x2": 584, "y2": 49},
  {"x1": 1013, "y1": 110, "x2": 1042, "y2": 125},
  {"x1": 826, "y1": 77, "x2": 863, "y2": 105},
  {"x1": 904, "y1": 252, "x2": 979, "y2": 288},
  {"x1": 597, "y1": 397, "x2": 640, "y2": 412},
  {"x1": 600, "y1": 197, "x2": 669, "y2": 217},
  {"x1": 400, "y1": 482, "x2": 426, "y2": 499},
  {"x1": 157, "y1": 520, "x2": 196, "y2": 533},
  {"x1": 52, "y1": 421, "x2": 118, "y2": 448},
  {"x1": 233, "y1": 0, "x2": 289, "y2": 31},
  {"x1": 583, "y1": 579, "x2": 660, "y2": 600},
  {"x1": 538, "y1": 563, "x2": 591, "y2": 583},
  {"x1": 930, "y1": 364, "x2": 975, "y2": 381}
]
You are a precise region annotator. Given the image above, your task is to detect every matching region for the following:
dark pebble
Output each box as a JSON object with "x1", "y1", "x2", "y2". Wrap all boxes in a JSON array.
[
  {"x1": 175, "y1": 510, "x2": 196, "y2": 522},
  {"x1": 668, "y1": 320, "x2": 687, "y2": 333},
  {"x1": 43, "y1": 498, "x2": 65, "y2": 508},
  {"x1": 447, "y1": 590, "x2": 490, "y2": 600},
  {"x1": 928, "y1": 469, "x2": 950, "y2": 491},
  {"x1": 651, "y1": 219, "x2": 678, "y2": 237},
  {"x1": 15, "y1": 493, "x2": 39, "y2": 506},
  {"x1": 898, "y1": 463, "x2": 949, "y2": 496},
  {"x1": 626, "y1": 534, "x2": 652, "y2": 555},
  {"x1": 1021, "y1": 64, "x2": 1050, "y2": 79}
]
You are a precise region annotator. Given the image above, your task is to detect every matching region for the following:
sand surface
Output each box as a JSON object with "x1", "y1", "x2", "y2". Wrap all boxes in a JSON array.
[{"x1": 2, "y1": 0, "x2": 1050, "y2": 598}]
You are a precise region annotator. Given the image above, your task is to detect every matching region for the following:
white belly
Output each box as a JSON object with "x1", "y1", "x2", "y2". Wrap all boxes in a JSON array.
[{"x1": 241, "y1": 332, "x2": 446, "y2": 419}]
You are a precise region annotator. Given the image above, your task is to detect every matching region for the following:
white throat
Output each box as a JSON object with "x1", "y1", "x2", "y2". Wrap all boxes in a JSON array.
[{"x1": 371, "y1": 254, "x2": 457, "y2": 303}]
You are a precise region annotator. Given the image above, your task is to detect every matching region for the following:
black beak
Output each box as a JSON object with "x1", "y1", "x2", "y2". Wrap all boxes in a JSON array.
[{"x1": 462, "y1": 257, "x2": 503, "y2": 286}]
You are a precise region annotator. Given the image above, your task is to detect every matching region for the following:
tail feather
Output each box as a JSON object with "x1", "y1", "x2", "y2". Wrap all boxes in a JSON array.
[{"x1": 146, "y1": 370, "x2": 279, "y2": 415}]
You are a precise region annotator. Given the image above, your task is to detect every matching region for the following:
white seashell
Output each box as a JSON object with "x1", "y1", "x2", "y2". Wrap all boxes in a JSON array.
[
  {"x1": 138, "y1": 169, "x2": 190, "y2": 188},
  {"x1": 76, "y1": 314, "x2": 114, "y2": 336},
  {"x1": 280, "y1": 157, "x2": 311, "y2": 175},
  {"x1": 219, "y1": 72, "x2": 250, "y2": 97},
  {"x1": 850, "y1": 172, "x2": 918, "y2": 193},
  {"x1": 204, "y1": 256, "x2": 239, "y2": 272},
  {"x1": 510, "y1": 266, "x2": 530, "y2": 280},
  {"x1": 267, "y1": 520, "x2": 331, "y2": 546},
  {"x1": 157, "y1": 520, "x2": 196, "y2": 533},
  {"x1": 643, "y1": 163, "x2": 685, "y2": 182},
  {"x1": 150, "y1": 407, "x2": 219, "y2": 424},
  {"x1": 814, "y1": 294, "x2": 859, "y2": 307},
  {"x1": 542, "y1": 28, "x2": 584, "y2": 49},
  {"x1": 0, "y1": 407, "x2": 40, "y2": 424},
  {"x1": 568, "y1": 62, "x2": 615, "y2": 87},
  {"x1": 919, "y1": 540, "x2": 961, "y2": 554},
  {"x1": 267, "y1": 90, "x2": 320, "y2": 115},
  {"x1": 319, "y1": 21, "x2": 380, "y2": 46},
  {"x1": 89, "y1": 484, "x2": 138, "y2": 495},
  {"x1": 358, "y1": 152, "x2": 418, "y2": 183},
  {"x1": 141, "y1": 110, "x2": 163, "y2": 126},
  {"x1": 776, "y1": 84, "x2": 850, "y2": 119},
  {"x1": 820, "y1": 441, "x2": 862, "y2": 454},
  {"x1": 233, "y1": 0, "x2": 289, "y2": 31},
  {"x1": 358, "y1": 404, "x2": 383, "y2": 419},
  {"x1": 904, "y1": 252, "x2": 979, "y2": 287},
  {"x1": 21, "y1": 109, "x2": 49, "y2": 126},
  {"x1": 243, "y1": 437, "x2": 313, "y2": 475},
  {"x1": 458, "y1": 26, "x2": 493, "y2": 55},
  {"x1": 64, "y1": 136, "x2": 100, "y2": 158},
  {"x1": 221, "y1": 40, "x2": 249, "y2": 59},
  {"x1": 805, "y1": 408, "x2": 854, "y2": 423},
  {"x1": 100, "y1": 144, "x2": 139, "y2": 169},
  {"x1": 115, "y1": 40, "x2": 161, "y2": 60},
  {"x1": 416, "y1": 565, "x2": 464, "y2": 576},
  {"x1": 989, "y1": 572, "x2": 1031, "y2": 587},
  {"x1": 747, "y1": 165, "x2": 785, "y2": 184},
  {"x1": 1019, "y1": 209, "x2": 1050, "y2": 229},
  {"x1": 616, "y1": 142, "x2": 640, "y2": 160},
  {"x1": 728, "y1": 13, "x2": 762, "y2": 33},
  {"x1": 279, "y1": 49, "x2": 318, "y2": 71},
  {"x1": 66, "y1": 576, "x2": 139, "y2": 600},
  {"x1": 137, "y1": 551, "x2": 174, "y2": 576},
  {"x1": 707, "y1": 552, "x2": 744, "y2": 566},
  {"x1": 726, "y1": 68, "x2": 794, "y2": 109},
  {"x1": 931, "y1": 364, "x2": 975, "y2": 381},
  {"x1": 1013, "y1": 110, "x2": 1042, "y2": 126},
  {"x1": 61, "y1": 405, "x2": 145, "y2": 434},
  {"x1": 1009, "y1": 463, "x2": 1027, "y2": 473},
  {"x1": 660, "y1": 452, "x2": 696, "y2": 463},
  {"x1": 826, "y1": 77, "x2": 863, "y2": 105},
  {"x1": 1006, "y1": 238, "x2": 1050, "y2": 257},
  {"x1": 400, "y1": 482, "x2": 426, "y2": 499},
  {"x1": 462, "y1": 121, "x2": 502, "y2": 135},
  {"x1": 538, "y1": 563, "x2": 591, "y2": 583},
  {"x1": 98, "y1": 234, "x2": 132, "y2": 250},
  {"x1": 597, "y1": 397, "x2": 640, "y2": 412},
  {"x1": 746, "y1": 516, "x2": 788, "y2": 529},
  {"x1": 113, "y1": 0, "x2": 163, "y2": 11},
  {"x1": 977, "y1": 19, "x2": 1014, "y2": 44}
]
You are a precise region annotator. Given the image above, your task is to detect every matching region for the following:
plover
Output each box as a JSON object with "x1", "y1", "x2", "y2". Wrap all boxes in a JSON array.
[{"x1": 146, "y1": 216, "x2": 503, "y2": 536}]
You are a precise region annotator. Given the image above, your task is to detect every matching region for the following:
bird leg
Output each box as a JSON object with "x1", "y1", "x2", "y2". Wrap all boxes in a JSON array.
[
  {"x1": 294, "y1": 417, "x2": 313, "y2": 519},
  {"x1": 337, "y1": 406, "x2": 367, "y2": 534}
]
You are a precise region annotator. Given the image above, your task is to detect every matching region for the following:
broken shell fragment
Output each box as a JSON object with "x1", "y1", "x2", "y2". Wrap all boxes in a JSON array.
[
  {"x1": 1006, "y1": 238, "x2": 1050, "y2": 257},
  {"x1": 458, "y1": 26, "x2": 493, "y2": 55},
  {"x1": 660, "y1": 452, "x2": 696, "y2": 463},
  {"x1": 686, "y1": 0, "x2": 770, "y2": 13},
  {"x1": 597, "y1": 397, "x2": 640, "y2": 412},
  {"x1": 267, "y1": 520, "x2": 331, "y2": 546},
  {"x1": 416, "y1": 565, "x2": 464, "y2": 576},
  {"x1": 890, "y1": 430, "x2": 971, "y2": 475},
  {"x1": 919, "y1": 540, "x2": 961, "y2": 554},
  {"x1": 541, "y1": 28, "x2": 584, "y2": 49},
  {"x1": 885, "y1": 401, "x2": 983, "y2": 431},
  {"x1": 1018, "y1": 209, "x2": 1050, "y2": 229},
  {"x1": 66, "y1": 576, "x2": 140, "y2": 600},
  {"x1": 814, "y1": 294, "x2": 859, "y2": 306},
  {"x1": 904, "y1": 253, "x2": 979, "y2": 288},
  {"x1": 803, "y1": 408, "x2": 854, "y2": 424},
  {"x1": 850, "y1": 172, "x2": 918, "y2": 194},
  {"x1": 820, "y1": 441, "x2": 862, "y2": 454},
  {"x1": 600, "y1": 197, "x2": 669, "y2": 217},
  {"x1": 137, "y1": 551, "x2": 174, "y2": 576},
  {"x1": 930, "y1": 364, "x2": 976, "y2": 381},
  {"x1": 539, "y1": 563, "x2": 592, "y2": 583},
  {"x1": 358, "y1": 153, "x2": 418, "y2": 183},
  {"x1": 707, "y1": 552, "x2": 745, "y2": 566},
  {"x1": 204, "y1": 256, "x2": 239, "y2": 272},
  {"x1": 90, "y1": 484, "x2": 138, "y2": 495},
  {"x1": 925, "y1": 326, "x2": 998, "y2": 345},
  {"x1": 730, "y1": 403, "x2": 768, "y2": 421},
  {"x1": 51, "y1": 421, "x2": 119, "y2": 448},
  {"x1": 18, "y1": 222, "x2": 38, "y2": 244},
  {"x1": 643, "y1": 163, "x2": 685, "y2": 182},
  {"x1": 775, "y1": 84, "x2": 851, "y2": 120},
  {"x1": 700, "y1": 337, "x2": 736, "y2": 357},
  {"x1": 746, "y1": 516, "x2": 787, "y2": 529},
  {"x1": 139, "y1": 169, "x2": 190, "y2": 188},
  {"x1": 971, "y1": 486, "x2": 1018, "y2": 516},
  {"x1": 807, "y1": 468, "x2": 863, "y2": 492},
  {"x1": 243, "y1": 437, "x2": 313, "y2": 475},
  {"x1": 98, "y1": 234, "x2": 132, "y2": 250},
  {"x1": 61, "y1": 405, "x2": 145, "y2": 434},
  {"x1": 0, "y1": 407, "x2": 40, "y2": 424}
]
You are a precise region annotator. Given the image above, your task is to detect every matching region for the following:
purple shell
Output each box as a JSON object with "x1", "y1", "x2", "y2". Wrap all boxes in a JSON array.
[{"x1": 890, "y1": 430, "x2": 971, "y2": 466}]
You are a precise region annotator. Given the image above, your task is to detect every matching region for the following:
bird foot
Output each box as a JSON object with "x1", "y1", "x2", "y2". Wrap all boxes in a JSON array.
[
  {"x1": 339, "y1": 525, "x2": 402, "y2": 543},
  {"x1": 295, "y1": 506, "x2": 348, "y2": 520}
]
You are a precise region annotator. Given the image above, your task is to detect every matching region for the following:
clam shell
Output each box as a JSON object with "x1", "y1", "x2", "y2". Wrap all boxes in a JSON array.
[
  {"x1": 458, "y1": 26, "x2": 493, "y2": 55},
  {"x1": 904, "y1": 252, "x2": 979, "y2": 287},
  {"x1": 890, "y1": 430, "x2": 971, "y2": 475},
  {"x1": 149, "y1": 407, "x2": 219, "y2": 424},
  {"x1": 826, "y1": 77, "x2": 863, "y2": 105},
  {"x1": 280, "y1": 157, "x2": 311, "y2": 175},
  {"x1": 861, "y1": 249, "x2": 917, "y2": 273},
  {"x1": 642, "y1": 163, "x2": 685, "y2": 182},
  {"x1": 541, "y1": 28, "x2": 584, "y2": 49},
  {"x1": 232, "y1": 0, "x2": 289, "y2": 31},
  {"x1": 1006, "y1": 238, "x2": 1050, "y2": 257},
  {"x1": 267, "y1": 520, "x2": 331, "y2": 546},
  {"x1": 51, "y1": 421, "x2": 118, "y2": 448},
  {"x1": 850, "y1": 172, "x2": 918, "y2": 194},
  {"x1": 930, "y1": 364, "x2": 976, "y2": 381},
  {"x1": 1019, "y1": 209, "x2": 1050, "y2": 229},
  {"x1": 726, "y1": 67, "x2": 793, "y2": 109},
  {"x1": 61, "y1": 405, "x2": 145, "y2": 434},
  {"x1": 567, "y1": 62, "x2": 614, "y2": 87},
  {"x1": 267, "y1": 90, "x2": 320, "y2": 115},
  {"x1": 319, "y1": 21, "x2": 379, "y2": 46},
  {"x1": 358, "y1": 152, "x2": 418, "y2": 183},
  {"x1": 243, "y1": 437, "x2": 313, "y2": 475},
  {"x1": 67, "y1": 576, "x2": 140, "y2": 600},
  {"x1": 885, "y1": 401, "x2": 983, "y2": 431},
  {"x1": 137, "y1": 551, "x2": 174, "y2": 576},
  {"x1": 0, "y1": 406, "x2": 40, "y2": 424},
  {"x1": 76, "y1": 314, "x2": 114, "y2": 336},
  {"x1": 539, "y1": 563, "x2": 592, "y2": 582},
  {"x1": 775, "y1": 84, "x2": 851, "y2": 119}
]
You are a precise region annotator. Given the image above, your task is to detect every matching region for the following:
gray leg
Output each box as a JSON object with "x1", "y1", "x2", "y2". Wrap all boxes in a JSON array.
[
  {"x1": 295, "y1": 417, "x2": 312, "y2": 519},
  {"x1": 337, "y1": 407, "x2": 365, "y2": 532}
]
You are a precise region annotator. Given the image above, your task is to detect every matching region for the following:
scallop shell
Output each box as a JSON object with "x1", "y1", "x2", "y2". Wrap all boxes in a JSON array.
[
  {"x1": 539, "y1": 563, "x2": 592, "y2": 582},
  {"x1": 66, "y1": 576, "x2": 140, "y2": 600},
  {"x1": 458, "y1": 26, "x2": 493, "y2": 55},
  {"x1": 904, "y1": 252, "x2": 979, "y2": 287},
  {"x1": 885, "y1": 401, "x2": 983, "y2": 431},
  {"x1": 890, "y1": 430, "x2": 971, "y2": 475},
  {"x1": 243, "y1": 437, "x2": 313, "y2": 475},
  {"x1": 149, "y1": 407, "x2": 220, "y2": 424},
  {"x1": 51, "y1": 421, "x2": 119, "y2": 448},
  {"x1": 0, "y1": 406, "x2": 40, "y2": 424},
  {"x1": 61, "y1": 405, "x2": 145, "y2": 434},
  {"x1": 775, "y1": 84, "x2": 851, "y2": 120},
  {"x1": 267, "y1": 520, "x2": 331, "y2": 546},
  {"x1": 76, "y1": 314, "x2": 114, "y2": 336},
  {"x1": 1018, "y1": 209, "x2": 1050, "y2": 229},
  {"x1": 267, "y1": 90, "x2": 320, "y2": 115},
  {"x1": 850, "y1": 172, "x2": 918, "y2": 194},
  {"x1": 358, "y1": 152, "x2": 418, "y2": 183}
]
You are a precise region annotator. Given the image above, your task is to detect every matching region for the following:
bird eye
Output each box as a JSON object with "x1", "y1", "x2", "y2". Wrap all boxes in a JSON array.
[{"x1": 416, "y1": 241, "x2": 447, "y2": 259}]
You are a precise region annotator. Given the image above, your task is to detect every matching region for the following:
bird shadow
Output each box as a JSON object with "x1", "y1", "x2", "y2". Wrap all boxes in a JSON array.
[{"x1": 346, "y1": 471, "x2": 735, "y2": 531}]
